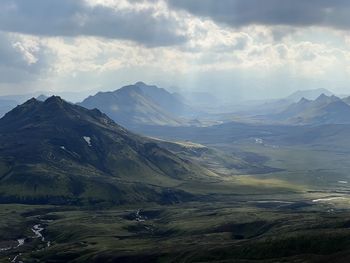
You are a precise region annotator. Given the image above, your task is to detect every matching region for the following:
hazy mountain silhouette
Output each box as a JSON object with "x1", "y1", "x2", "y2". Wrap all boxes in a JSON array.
[
  {"x1": 78, "y1": 82, "x2": 193, "y2": 128},
  {"x1": 272, "y1": 94, "x2": 350, "y2": 124}
]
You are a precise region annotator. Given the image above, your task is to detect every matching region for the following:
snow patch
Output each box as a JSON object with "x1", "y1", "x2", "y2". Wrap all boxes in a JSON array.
[
  {"x1": 83, "y1": 136, "x2": 92, "y2": 147},
  {"x1": 254, "y1": 138, "x2": 263, "y2": 144}
]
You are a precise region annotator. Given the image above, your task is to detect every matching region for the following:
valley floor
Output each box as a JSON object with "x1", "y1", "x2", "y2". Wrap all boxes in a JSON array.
[{"x1": 2, "y1": 192, "x2": 350, "y2": 263}]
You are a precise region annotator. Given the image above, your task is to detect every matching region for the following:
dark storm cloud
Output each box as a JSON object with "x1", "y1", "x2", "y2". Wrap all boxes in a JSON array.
[
  {"x1": 0, "y1": 0, "x2": 186, "y2": 47},
  {"x1": 167, "y1": 0, "x2": 350, "y2": 30}
]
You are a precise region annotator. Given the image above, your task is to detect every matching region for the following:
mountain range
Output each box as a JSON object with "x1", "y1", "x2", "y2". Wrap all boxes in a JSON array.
[
  {"x1": 239, "y1": 88, "x2": 335, "y2": 117},
  {"x1": 267, "y1": 94, "x2": 350, "y2": 125},
  {"x1": 0, "y1": 85, "x2": 343, "y2": 128},
  {"x1": 286, "y1": 88, "x2": 334, "y2": 102},
  {"x1": 0, "y1": 96, "x2": 216, "y2": 205},
  {"x1": 1, "y1": 84, "x2": 348, "y2": 130}
]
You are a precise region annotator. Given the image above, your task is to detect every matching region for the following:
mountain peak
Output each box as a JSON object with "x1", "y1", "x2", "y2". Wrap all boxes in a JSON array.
[
  {"x1": 315, "y1": 93, "x2": 329, "y2": 101},
  {"x1": 117, "y1": 84, "x2": 142, "y2": 94},
  {"x1": 1, "y1": 97, "x2": 41, "y2": 121},
  {"x1": 39, "y1": 96, "x2": 68, "y2": 113},
  {"x1": 14, "y1": 97, "x2": 41, "y2": 110},
  {"x1": 315, "y1": 93, "x2": 340, "y2": 103},
  {"x1": 134, "y1": 81, "x2": 163, "y2": 92},
  {"x1": 45, "y1": 95, "x2": 64, "y2": 104},
  {"x1": 320, "y1": 93, "x2": 328, "y2": 98},
  {"x1": 135, "y1": 81, "x2": 147, "y2": 87},
  {"x1": 24, "y1": 97, "x2": 40, "y2": 105},
  {"x1": 37, "y1": 94, "x2": 49, "y2": 101},
  {"x1": 287, "y1": 88, "x2": 333, "y2": 102},
  {"x1": 298, "y1": 97, "x2": 311, "y2": 104}
]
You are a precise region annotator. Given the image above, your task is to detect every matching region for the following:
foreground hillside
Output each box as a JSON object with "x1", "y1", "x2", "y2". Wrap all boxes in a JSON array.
[{"x1": 0, "y1": 96, "x2": 217, "y2": 205}]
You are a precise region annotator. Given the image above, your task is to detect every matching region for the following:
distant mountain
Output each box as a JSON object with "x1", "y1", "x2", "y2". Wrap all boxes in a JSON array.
[
  {"x1": 0, "y1": 93, "x2": 50, "y2": 117},
  {"x1": 241, "y1": 88, "x2": 335, "y2": 117},
  {"x1": 36, "y1": 94, "x2": 49, "y2": 101},
  {"x1": 134, "y1": 82, "x2": 195, "y2": 117},
  {"x1": 78, "y1": 82, "x2": 195, "y2": 128},
  {"x1": 0, "y1": 99, "x2": 17, "y2": 117},
  {"x1": 271, "y1": 94, "x2": 350, "y2": 125},
  {"x1": 286, "y1": 88, "x2": 333, "y2": 102},
  {"x1": 0, "y1": 96, "x2": 215, "y2": 205},
  {"x1": 0, "y1": 92, "x2": 57, "y2": 105}
]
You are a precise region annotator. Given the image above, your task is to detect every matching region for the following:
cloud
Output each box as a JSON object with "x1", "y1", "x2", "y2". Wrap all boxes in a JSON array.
[
  {"x1": 167, "y1": 0, "x2": 350, "y2": 31},
  {"x1": 0, "y1": 32, "x2": 47, "y2": 84},
  {"x1": 1, "y1": 0, "x2": 350, "y2": 99},
  {"x1": 0, "y1": 0, "x2": 186, "y2": 47}
]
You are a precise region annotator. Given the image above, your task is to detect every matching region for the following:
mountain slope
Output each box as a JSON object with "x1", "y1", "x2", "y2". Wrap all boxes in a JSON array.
[
  {"x1": 135, "y1": 82, "x2": 194, "y2": 116},
  {"x1": 78, "y1": 82, "x2": 193, "y2": 128},
  {"x1": 342, "y1": 96, "x2": 350, "y2": 105},
  {"x1": 0, "y1": 96, "x2": 216, "y2": 205}
]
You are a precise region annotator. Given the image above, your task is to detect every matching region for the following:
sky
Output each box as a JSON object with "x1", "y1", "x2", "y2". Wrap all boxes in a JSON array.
[{"x1": 1, "y1": 0, "x2": 350, "y2": 102}]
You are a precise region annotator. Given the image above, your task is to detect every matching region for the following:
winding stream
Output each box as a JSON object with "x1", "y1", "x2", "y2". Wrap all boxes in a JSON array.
[{"x1": 1, "y1": 222, "x2": 51, "y2": 263}]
